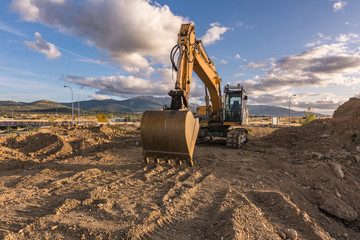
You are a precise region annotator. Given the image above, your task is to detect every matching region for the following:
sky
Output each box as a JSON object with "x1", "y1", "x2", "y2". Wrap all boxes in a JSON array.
[{"x1": 1, "y1": 0, "x2": 360, "y2": 115}]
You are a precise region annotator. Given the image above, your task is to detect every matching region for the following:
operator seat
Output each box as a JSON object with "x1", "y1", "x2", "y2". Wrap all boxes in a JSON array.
[{"x1": 231, "y1": 100, "x2": 240, "y2": 111}]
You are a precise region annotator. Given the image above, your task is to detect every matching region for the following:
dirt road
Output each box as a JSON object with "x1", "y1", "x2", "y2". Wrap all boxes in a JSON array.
[{"x1": 0, "y1": 98, "x2": 359, "y2": 239}]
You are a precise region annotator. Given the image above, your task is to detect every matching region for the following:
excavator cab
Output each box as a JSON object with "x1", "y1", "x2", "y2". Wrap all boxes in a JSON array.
[{"x1": 224, "y1": 84, "x2": 248, "y2": 124}]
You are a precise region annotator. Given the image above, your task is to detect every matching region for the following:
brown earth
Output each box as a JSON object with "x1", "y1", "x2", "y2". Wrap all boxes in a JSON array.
[{"x1": 0, "y1": 98, "x2": 360, "y2": 239}]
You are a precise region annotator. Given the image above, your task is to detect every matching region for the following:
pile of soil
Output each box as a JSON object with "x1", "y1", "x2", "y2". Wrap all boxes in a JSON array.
[
  {"x1": 264, "y1": 97, "x2": 360, "y2": 153},
  {"x1": 0, "y1": 99, "x2": 359, "y2": 239}
]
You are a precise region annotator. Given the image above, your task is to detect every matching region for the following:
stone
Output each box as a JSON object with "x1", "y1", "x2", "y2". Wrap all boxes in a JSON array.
[
  {"x1": 311, "y1": 152, "x2": 324, "y2": 159},
  {"x1": 356, "y1": 146, "x2": 360, "y2": 152},
  {"x1": 51, "y1": 225, "x2": 58, "y2": 230},
  {"x1": 277, "y1": 231, "x2": 286, "y2": 239},
  {"x1": 331, "y1": 162, "x2": 344, "y2": 179},
  {"x1": 318, "y1": 195, "x2": 358, "y2": 222},
  {"x1": 283, "y1": 228, "x2": 298, "y2": 240},
  {"x1": 321, "y1": 134, "x2": 330, "y2": 138}
]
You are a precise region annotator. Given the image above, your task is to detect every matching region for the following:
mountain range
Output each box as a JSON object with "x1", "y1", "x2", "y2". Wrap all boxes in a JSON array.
[{"x1": 0, "y1": 96, "x2": 326, "y2": 117}]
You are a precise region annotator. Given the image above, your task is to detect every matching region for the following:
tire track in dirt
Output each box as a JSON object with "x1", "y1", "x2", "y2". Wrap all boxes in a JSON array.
[
  {"x1": 127, "y1": 168, "x2": 239, "y2": 239},
  {"x1": 246, "y1": 190, "x2": 333, "y2": 240}
]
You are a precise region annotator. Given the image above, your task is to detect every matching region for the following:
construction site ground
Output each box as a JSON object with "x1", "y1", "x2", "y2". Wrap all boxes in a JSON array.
[{"x1": 0, "y1": 98, "x2": 360, "y2": 240}]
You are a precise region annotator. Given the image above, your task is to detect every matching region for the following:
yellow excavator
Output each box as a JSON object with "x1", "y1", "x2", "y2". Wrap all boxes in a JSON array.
[{"x1": 141, "y1": 23, "x2": 248, "y2": 166}]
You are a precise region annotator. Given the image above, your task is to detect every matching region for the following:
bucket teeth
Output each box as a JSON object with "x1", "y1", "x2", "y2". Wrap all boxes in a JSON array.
[{"x1": 143, "y1": 156, "x2": 193, "y2": 166}]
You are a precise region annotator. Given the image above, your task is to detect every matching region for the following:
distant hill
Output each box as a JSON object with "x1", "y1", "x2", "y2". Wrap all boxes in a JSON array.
[
  {"x1": 246, "y1": 105, "x2": 316, "y2": 117},
  {"x1": 0, "y1": 101, "x2": 24, "y2": 107},
  {"x1": 27, "y1": 100, "x2": 70, "y2": 109},
  {"x1": 0, "y1": 100, "x2": 70, "y2": 114},
  {"x1": 0, "y1": 97, "x2": 325, "y2": 117},
  {"x1": 61, "y1": 96, "x2": 172, "y2": 112}
]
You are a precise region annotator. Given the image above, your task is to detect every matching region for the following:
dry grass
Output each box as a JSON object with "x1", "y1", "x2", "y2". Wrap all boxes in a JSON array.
[{"x1": 246, "y1": 126, "x2": 277, "y2": 139}]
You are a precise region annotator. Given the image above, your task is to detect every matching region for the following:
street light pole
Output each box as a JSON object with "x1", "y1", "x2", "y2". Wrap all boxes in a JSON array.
[
  {"x1": 64, "y1": 85, "x2": 74, "y2": 125},
  {"x1": 289, "y1": 94, "x2": 296, "y2": 126},
  {"x1": 78, "y1": 95, "x2": 80, "y2": 125}
]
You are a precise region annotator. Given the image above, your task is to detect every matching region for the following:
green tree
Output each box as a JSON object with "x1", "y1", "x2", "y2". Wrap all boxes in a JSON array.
[{"x1": 300, "y1": 108, "x2": 315, "y2": 125}]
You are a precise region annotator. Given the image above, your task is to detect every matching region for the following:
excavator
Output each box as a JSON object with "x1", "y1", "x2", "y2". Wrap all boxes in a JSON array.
[{"x1": 141, "y1": 23, "x2": 248, "y2": 166}]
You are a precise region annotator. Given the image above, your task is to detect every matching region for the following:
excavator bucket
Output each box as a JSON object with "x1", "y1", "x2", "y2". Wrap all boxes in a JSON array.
[{"x1": 141, "y1": 110, "x2": 199, "y2": 166}]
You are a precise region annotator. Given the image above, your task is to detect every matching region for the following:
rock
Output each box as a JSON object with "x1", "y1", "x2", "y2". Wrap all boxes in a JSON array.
[
  {"x1": 283, "y1": 228, "x2": 298, "y2": 240},
  {"x1": 277, "y1": 231, "x2": 286, "y2": 239},
  {"x1": 331, "y1": 162, "x2": 344, "y2": 179},
  {"x1": 321, "y1": 134, "x2": 330, "y2": 138},
  {"x1": 311, "y1": 152, "x2": 324, "y2": 159},
  {"x1": 318, "y1": 195, "x2": 358, "y2": 221},
  {"x1": 51, "y1": 225, "x2": 58, "y2": 230},
  {"x1": 356, "y1": 146, "x2": 360, "y2": 152}
]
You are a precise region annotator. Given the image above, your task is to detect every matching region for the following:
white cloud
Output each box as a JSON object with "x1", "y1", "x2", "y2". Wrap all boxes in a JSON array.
[
  {"x1": 0, "y1": 21, "x2": 26, "y2": 37},
  {"x1": 335, "y1": 33, "x2": 358, "y2": 42},
  {"x1": 201, "y1": 22, "x2": 230, "y2": 46},
  {"x1": 333, "y1": 1, "x2": 347, "y2": 12},
  {"x1": 305, "y1": 32, "x2": 332, "y2": 47},
  {"x1": 241, "y1": 41, "x2": 360, "y2": 112},
  {"x1": 305, "y1": 40, "x2": 322, "y2": 47},
  {"x1": 24, "y1": 32, "x2": 61, "y2": 59},
  {"x1": 241, "y1": 60, "x2": 269, "y2": 70},
  {"x1": 89, "y1": 94, "x2": 111, "y2": 100},
  {"x1": 65, "y1": 74, "x2": 173, "y2": 97},
  {"x1": 76, "y1": 59, "x2": 102, "y2": 64},
  {"x1": 235, "y1": 54, "x2": 241, "y2": 59},
  {"x1": 11, "y1": 0, "x2": 195, "y2": 99},
  {"x1": 296, "y1": 99, "x2": 341, "y2": 110},
  {"x1": 12, "y1": 0, "x2": 186, "y2": 69},
  {"x1": 233, "y1": 73, "x2": 245, "y2": 77},
  {"x1": 219, "y1": 59, "x2": 228, "y2": 64}
]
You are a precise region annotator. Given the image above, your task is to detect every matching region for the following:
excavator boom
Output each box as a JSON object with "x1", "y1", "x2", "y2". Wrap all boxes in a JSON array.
[
  {"x1": 140, "y1": 23, "x2": 203, "y2": 166},
  {"x1": 140, "y1": 23, "x2": 245, "y2": 166}
]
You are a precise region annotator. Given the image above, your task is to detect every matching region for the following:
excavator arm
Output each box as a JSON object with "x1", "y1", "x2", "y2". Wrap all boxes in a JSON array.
[
  {"x1": 141, "y1": 23, "x2": 225, "y2": 166},
  {"x1": 168, "y1": 23, "x2": 223, "y2": 120}
]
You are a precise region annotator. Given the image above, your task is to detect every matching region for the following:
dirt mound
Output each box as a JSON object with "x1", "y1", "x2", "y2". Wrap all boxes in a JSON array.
[
  {"x1": 6, "y1": 133, "x2": 62, "y2": 154},
  {"x1": 99, "y1": 124, "x2": 114, "y2": 135},
  {"x1": 333, "y1": 97, "x2": 360, "y2": 119},
  {"x1": 1, "y1": 115, "x2": 360, "y2": 239},
  {"x1": 264, "y1": 97, "x2": 360, "y2": 153}
]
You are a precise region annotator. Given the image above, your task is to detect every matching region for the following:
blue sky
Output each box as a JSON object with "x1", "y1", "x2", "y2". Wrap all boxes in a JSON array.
[{"x1": 1, "y1": 0, "x2": 360, "y2": 114}]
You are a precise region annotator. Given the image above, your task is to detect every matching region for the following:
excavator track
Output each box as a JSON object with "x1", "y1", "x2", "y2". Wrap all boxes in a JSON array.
[{"x1": 226, "y1": 128, "x2": 248, "y2": 149}]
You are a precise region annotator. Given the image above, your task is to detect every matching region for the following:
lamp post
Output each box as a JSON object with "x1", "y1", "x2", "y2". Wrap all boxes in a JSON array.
[
  {"x1": 78, "y1": 95, "x2": 80, "y2": 125},
  {"x1": 64, "y1": 85, "x2": 74, "y2": 125},
  {"x1": 289, "y1": 94, "x2": 296, "y2": 126}
]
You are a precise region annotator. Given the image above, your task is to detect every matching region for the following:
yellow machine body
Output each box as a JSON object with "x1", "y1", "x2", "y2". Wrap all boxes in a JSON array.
[
  {"x1": 140, "y1": 23, "x2": 248, "y2": 166},
  {"x1": 141, "y1": 110, "x2": 199, "y2": 166}
]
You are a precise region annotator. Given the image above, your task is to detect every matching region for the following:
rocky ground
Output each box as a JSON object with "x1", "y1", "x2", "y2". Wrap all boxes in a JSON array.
[{"x1": 0, "y1": 98, "x2": 359, "y2": 240}]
